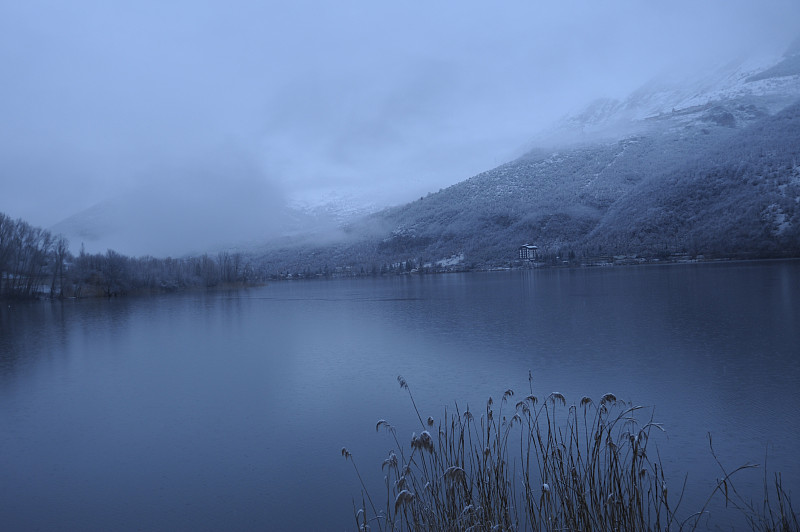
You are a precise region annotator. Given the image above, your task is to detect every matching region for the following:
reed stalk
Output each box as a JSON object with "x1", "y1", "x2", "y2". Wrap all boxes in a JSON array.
[{"x1": 344, "y1": 376, "x2": 798, "y2": 531}]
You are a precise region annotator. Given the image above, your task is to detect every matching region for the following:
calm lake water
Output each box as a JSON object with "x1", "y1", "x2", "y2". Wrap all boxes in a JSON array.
[{"x1": 1, "y1": 260, "x2": 799, "y2": 530}]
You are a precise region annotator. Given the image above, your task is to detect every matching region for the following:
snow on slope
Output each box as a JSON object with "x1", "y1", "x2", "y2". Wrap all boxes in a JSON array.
[{"x1": 538, "y1": 48, "x2": 800, "y2": 143}]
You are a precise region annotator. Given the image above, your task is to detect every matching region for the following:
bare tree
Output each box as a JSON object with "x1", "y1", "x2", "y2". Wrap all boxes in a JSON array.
[{"x1": 50, "y1": 235, "x2": 70, "y2": 298}]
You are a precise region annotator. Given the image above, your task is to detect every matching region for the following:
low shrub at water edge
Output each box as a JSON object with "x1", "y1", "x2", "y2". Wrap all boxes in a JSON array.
[{"x1": 342, "y1": 375, "x2": 798, "y2": 532}]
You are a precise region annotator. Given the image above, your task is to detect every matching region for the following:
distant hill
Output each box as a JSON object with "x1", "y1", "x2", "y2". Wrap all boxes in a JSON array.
[
  {"x1": 256, "y1": 43, "x2": 800, "y2": 274},
  {"x1": 50, "y1": 174, "x2": 344, "y2": 258},
  {"x1": 54, "y1": 41, "x2": 800, "y2": 271}
]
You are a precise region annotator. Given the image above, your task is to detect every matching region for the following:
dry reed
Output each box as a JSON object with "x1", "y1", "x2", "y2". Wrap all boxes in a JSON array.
[{"x1": 344, "y1": 374, "x2": 797, "y2": 532}]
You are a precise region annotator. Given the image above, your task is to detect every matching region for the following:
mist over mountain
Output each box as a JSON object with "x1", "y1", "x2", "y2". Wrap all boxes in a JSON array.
[
  {"x1": 47, "y1": 38, "x2": 800, "y2": 268},
  {"x1": 254, "y1": 43, "x2": 800, "y2": 273},
  {"x1": 49, "y1": 150, "x2": 347, "y2": 257}
]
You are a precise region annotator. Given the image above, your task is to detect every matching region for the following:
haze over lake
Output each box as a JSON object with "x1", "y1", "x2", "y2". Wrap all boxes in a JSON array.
[{"x1": 1, "y1": 260, "x2": 798, "y2": 530}]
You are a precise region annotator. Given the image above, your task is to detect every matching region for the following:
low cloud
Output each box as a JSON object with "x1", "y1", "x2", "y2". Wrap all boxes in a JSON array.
[{"x1": 2, "y1": 0, "x2": 798, "y2": 255}]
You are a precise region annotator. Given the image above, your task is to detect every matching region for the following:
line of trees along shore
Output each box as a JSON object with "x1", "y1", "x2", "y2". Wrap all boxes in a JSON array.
[{"x1": 0, "y1": 212, "x2": 265, "y2": 300}]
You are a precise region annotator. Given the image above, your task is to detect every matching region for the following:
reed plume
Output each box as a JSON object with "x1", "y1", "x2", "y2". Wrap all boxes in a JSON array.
[{"x1": 345, "y1": 375, "x2": 797, "y2": 531}]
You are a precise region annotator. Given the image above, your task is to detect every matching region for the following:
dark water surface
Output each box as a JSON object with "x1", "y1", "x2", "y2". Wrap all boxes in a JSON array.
[{"x1": 1, "y1": 260, "x2": 799, "y2": 530}]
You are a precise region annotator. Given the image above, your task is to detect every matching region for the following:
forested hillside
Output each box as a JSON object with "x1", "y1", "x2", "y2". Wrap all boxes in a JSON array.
[
  {"x1": 255, "y1": 95, "x2": 800, "y2": 275},
  {"x1": 588, "y1": 102, "x2": 800, "y2": 256}
]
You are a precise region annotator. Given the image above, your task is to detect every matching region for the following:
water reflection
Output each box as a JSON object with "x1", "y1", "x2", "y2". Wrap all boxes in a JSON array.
[{"x1": 0, "y1": 261, "x2": 798, "y2": 530}]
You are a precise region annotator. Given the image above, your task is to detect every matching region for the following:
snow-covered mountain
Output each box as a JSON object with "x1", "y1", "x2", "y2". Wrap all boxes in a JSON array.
[
  {"x1": 256, "y1": 40, "x2": 800, "y2": 271},
  {"x1": 537, "y1": 43, "x2": 800, "y2": 143},
  {"x1": 287, "y1": 187, "x2": 388, "y2": 226},
  {"x1": 53, "y1": 38, "x2": 800, "y2": 264}
]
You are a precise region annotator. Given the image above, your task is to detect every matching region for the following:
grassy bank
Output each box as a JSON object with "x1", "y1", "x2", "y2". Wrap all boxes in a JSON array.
[{"x1": 344, "y1": 375, "x2": 797, "y2": 531}]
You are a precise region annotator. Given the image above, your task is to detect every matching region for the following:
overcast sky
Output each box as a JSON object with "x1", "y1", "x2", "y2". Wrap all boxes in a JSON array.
[{"x1": 1, "y1": 0, "x2": 798, "y2": 243}]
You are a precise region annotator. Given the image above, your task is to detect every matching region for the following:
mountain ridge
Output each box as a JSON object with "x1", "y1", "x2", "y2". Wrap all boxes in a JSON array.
[
  {"x1": 255, "y1": 45, "x2": 800, "y2": 273},
  {"x1": 50, "y1": 41, "x2": 800, "y2": 270}
]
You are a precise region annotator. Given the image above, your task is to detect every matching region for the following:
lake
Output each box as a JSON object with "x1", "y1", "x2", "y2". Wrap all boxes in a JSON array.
[{"x1": 1, "y1": 260, "x2": 798, "y2": 530}]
